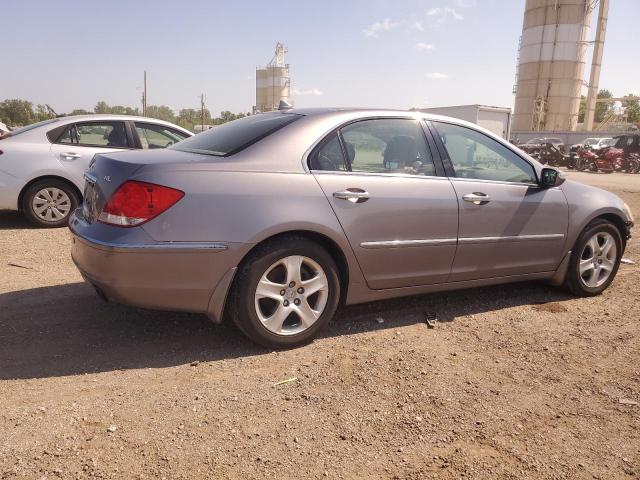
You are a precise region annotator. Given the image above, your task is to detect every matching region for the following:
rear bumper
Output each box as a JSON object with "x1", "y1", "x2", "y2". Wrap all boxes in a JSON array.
[{"x1": 69, "y1": 213, "x2": 249, "y2": 320}]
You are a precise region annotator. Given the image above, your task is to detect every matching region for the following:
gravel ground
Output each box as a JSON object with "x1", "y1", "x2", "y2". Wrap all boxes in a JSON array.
[{"x1": 0, "y1": 172, "x2": 638, "y2": 479}]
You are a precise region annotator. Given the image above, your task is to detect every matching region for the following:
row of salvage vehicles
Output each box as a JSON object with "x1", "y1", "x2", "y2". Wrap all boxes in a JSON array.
[{"x1": 530, "y1": 134, "x2": 640, "y2": 174}]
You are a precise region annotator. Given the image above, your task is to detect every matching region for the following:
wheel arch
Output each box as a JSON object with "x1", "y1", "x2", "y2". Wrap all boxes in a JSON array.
[
  {"x1": 18, "y1": 175, "x2": 83, "y2": 211},
  {"x1": 235, "y1": 229, "x2": 350, "y2": 302},
  {"x1": 594, "y1": 212, "x2": 630, "y2": 247}
]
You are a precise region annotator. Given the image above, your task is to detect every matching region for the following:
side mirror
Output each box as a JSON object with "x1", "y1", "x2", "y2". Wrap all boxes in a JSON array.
[{"x1": 540, "y1": 167, "x2": 565, "y2": 188}]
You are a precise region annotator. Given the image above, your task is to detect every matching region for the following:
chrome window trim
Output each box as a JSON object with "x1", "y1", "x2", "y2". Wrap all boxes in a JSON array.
[
  {"x1": 458, "y1": 233, "x2": 564, "y2": 244},
  {"x1": 449, "y1": 177, "x2": 540, "y2": 188},
  {"x1": 310, "y1": 170, "x2": 449, "y2": 181},
  {"x1": 360, "y1": 238, "x2": 457, "y2": 249}
]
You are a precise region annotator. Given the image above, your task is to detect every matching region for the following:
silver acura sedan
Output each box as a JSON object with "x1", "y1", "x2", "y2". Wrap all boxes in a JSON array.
[
  {"x1": 0, "y1": 114, "x2": 192, "y2": 227},
  {"x1": 69, "y1": 109, "x2": 634, "y2": 348}
]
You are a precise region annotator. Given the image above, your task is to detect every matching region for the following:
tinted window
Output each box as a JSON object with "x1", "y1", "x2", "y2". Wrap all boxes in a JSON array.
[
  {"x1": 309, "y1": 134, "x2": 347, "y2": 171},
  {"x1": 57, "y1": 121, "x2": 128, "y2": 148},
  {"x1": 135, "y1": 122, "x2": 189, "y2": 149},
  {"x1": 433, "y1": 121, "x2": 536, "y2": 184},
  {"x1": 341, "y1": 119, "x2": 435, "y2": 176},
  {"x1": 171, "y1": 113, "x2": 301, "y2": 157}
]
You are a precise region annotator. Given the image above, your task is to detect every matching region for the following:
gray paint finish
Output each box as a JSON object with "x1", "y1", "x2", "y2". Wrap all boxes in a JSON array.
[{"x1": 68, "y1": 108, "x2": 633, "y2": 322}]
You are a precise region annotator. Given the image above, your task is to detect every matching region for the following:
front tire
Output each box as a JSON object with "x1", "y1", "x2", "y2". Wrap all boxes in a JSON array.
[
  {"x1": 22, "y1": 179, "x2": 79, "y2": 228},
  {"x1": 230, "y1": 236, "x2": 341, "y2": 348},
  {"x1": 564, "y1": 219, "x2": 623, "y2": 296}
]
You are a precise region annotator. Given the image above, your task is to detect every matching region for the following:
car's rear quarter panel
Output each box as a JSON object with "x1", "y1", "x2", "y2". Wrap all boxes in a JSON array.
[{"x1": 135, "y1": 168, "x2": 367, "y2": 290}]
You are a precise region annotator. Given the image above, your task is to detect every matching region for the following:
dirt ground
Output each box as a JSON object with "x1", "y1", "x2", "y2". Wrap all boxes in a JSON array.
[{"x1": 1, "y1": 171, "x2": 638, "y2": 479}]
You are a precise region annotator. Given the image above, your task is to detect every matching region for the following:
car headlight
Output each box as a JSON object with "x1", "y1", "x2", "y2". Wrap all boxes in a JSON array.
[{"x1": 623, "y1": 202, "x2": 635, "y2": 224}]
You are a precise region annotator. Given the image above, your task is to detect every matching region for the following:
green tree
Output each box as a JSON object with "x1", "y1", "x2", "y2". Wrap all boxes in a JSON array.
[
  {"x1": 0, "y1": 99, "x2": 36, "y2": 126},
  {"x1": 578, "y1": 95, "x2": 586, "y2": 123},
  {"x1": 145, "y1": 105, "x2": 176, "y2": 123},
  {"x1": 595, "y1": 89, "x2": 613, "y2": 123},
  {"x1": 177, "y1": 108, "x2": 211, "y2": 131},
  {"x1": 213, "y1": 111, "x2": 247, "y2": 125},
  {"x1": 93, "y1": 101, "x2": 139, "y2": 116},
  {"x1": 94, "y1": 101, "x2": 111, "y2": 114},
  {"x1": 69, "y1": 109, "x2": 90, "y2": 115},
  {"x1": 34, "y1": 104, "x2": 57, "y2": 121},
  {"x1": 622, "y1": 94, "x2": 640, "y2": 123}
]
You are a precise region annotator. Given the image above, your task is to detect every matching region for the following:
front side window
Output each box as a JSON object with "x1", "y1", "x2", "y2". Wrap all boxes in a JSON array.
[
  {"x1": 311, "y1": 118, "x2": 435, "y2": 176},
  {"x1": 433, "y1": 121, "x2": 537, "y2": 184},
  {"x1": 57, "y1": 121, "x2": 128, "y2": 148},
  {"x1": 135, "y1": 122, "x2": 189, "y2": 149},
  {"x1": 171, "y1": 113, "x2": 301, "y2": 157}
]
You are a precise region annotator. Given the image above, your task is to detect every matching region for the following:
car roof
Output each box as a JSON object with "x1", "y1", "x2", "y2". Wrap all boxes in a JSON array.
[{"x1": 56, "y1": 114, "x2": 189, "y2": 129}]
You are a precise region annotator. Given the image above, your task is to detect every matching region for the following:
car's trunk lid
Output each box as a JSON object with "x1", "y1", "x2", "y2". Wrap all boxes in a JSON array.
[
  {"x1": 82, "y1": 154, "x2": 145, "y2": 223},
  {"x1": 81, "y1": 149, "x2": 210, "y2": 224}
]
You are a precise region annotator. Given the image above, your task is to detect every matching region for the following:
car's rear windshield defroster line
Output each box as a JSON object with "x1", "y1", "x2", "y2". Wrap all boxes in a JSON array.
[{"x1": 170, "y1": 113, "x2": 302, "y2": 157}]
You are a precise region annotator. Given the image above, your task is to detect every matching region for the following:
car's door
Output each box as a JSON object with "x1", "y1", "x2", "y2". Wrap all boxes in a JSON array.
[
  {"x1": 49, "y1": 120, "x2": 131, "y2": 185},
  {"x1": 430, "y1": 120, "x2": 569, "y2": 281},
  {"x1": 311, "y1": 117, "x2": 459, "y2": 289}
]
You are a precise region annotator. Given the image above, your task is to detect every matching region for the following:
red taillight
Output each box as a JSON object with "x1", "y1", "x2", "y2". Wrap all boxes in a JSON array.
[{"x1": 98, "y1": 180, "x2": 184, "y2": 227}]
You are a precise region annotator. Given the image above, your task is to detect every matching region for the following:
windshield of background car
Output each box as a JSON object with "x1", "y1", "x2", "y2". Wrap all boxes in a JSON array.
[
  {"x1": 584, "y1": 138, "x2": 599, "y2": 145},
  {"x1": 600, "y1": 138, "x2": 615, "y2": 147},
  {"x1": 170, "y1": 113, "x2": 302, "y2": 157},
  {"x1": 5, "y1": 118, "x2": 59, "y2": 137}
]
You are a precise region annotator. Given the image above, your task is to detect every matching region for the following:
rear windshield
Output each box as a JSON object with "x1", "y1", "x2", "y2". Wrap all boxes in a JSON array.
[
  {"x1": 5, "y1": 118, "x2": 60, "y2": 137},
  {"x1": 171, "y1": 113, "x2": 302, "y2": 157}
]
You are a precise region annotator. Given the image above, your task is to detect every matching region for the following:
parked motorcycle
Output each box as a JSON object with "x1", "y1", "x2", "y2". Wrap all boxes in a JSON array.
[
  {"x1": 575, "y1": 147, "x2": 598, "y2": 172},
  {"x1": 536, "y1": 142, "x2": 571, "y2": 167}
]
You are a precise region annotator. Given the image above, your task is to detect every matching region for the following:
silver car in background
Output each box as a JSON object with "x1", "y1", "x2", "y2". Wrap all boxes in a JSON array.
[
  {"x1": 0, "y1": 115, "x2": 192, "y2": 227},
  {"x1": 69, "y1": 109, "x2": 634, "y2": 348}
]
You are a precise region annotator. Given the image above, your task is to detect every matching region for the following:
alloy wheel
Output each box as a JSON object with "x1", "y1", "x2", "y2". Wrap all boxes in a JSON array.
[
  {"x1": 579, "y1": 232, "x2": 617, "y2": 288},
  {"x1": 254, "y1": 255, "x2": 329, "y2": 336},
  {"x1": 31, "y1": 188, "x2": 72, "y2": 223}
]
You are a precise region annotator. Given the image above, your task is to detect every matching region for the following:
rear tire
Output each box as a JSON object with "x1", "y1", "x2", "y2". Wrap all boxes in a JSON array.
[
  {"x1": 564, "y1": 219, "x2": 623, "y2": 296},
  {"x1": 229, "y1": 236, "x2": 341, "y2": 348},
  {"x1": 21, "y1": 179, "x2": 79, "y2": 228}
]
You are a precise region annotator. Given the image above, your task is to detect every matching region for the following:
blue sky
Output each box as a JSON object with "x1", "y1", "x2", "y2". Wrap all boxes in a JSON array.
[{"x1": 2, "y1": 0, "x2": 638, "y2": 115}]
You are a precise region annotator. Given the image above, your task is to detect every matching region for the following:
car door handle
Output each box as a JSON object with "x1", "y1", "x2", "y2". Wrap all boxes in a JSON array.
[
  {"x1": 462, "y1": 192, "x2": 491, "y2": 205},
  {"x1": 60, "y1": 152, "x2": 81, "y2": 160},
  {"x1": 333, "y1": 189, "x2": 370, "y2": 203}
]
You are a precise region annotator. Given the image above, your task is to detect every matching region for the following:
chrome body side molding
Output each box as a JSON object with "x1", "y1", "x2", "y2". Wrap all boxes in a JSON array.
[
  {"x1": 360, "y1": 238, "x2": 458, "y2": 249},
  {"x1": 458, "y1": 233, "x2": 565, "y2": 244}
]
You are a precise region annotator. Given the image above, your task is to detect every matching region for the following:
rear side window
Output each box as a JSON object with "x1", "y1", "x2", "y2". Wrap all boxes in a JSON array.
[
  {"x1": 171, "y1": 113, "x2": 301, "y2": 157},
  {"x1": 135, "y1": 122, "x2": 189, "y2": 149},
  {"x1": 310, "y1": 118, "x2": 436, "y2": 177},
  {"x1": 57, "y1": 121, "x2": 129, "y2": 148}
]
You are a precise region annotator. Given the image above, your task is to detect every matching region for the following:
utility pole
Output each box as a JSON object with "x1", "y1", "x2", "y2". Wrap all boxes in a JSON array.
[
  {"x1": 584, "y1": 0, "x2": 609, "y2": 131},
  {"x1": 142, "y1": 70, "x2": 147, "y2": 116},
  {"x1": 200, "y1": 93, "x2": 206, "y2": 130}
]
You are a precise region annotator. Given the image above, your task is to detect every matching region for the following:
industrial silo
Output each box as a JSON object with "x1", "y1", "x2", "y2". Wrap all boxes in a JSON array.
[
  {"x1": 255, "y1": 43, "x2": 291, "y2": 113},
  {"x1": 512, "y1": 0, "x2": 592, "y2": 132}
]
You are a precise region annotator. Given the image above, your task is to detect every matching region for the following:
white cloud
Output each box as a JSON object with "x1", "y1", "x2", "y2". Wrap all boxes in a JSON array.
[
  {"x1": 412, "y1": 21, "x2": 424, "y2": 32},
  {"x1": 415, "y1": 42, "x2": 435, "y2": 51},
  {"x1": 363, "y1": 18, "x2": 398, "y2": 38},
  {"x1": 292, "y1": 88, "x2": 323, "y2": 96},
  {"x1": 445, "y1": 7, "x2": 464, "y2": 20},
  {"x1": 426, "y1": 6, "x2": 464, "y2": 25},
  {"x1": 425, "y1": 72, "x2": 449, "y2": 79}
]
